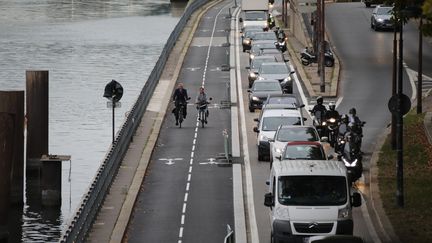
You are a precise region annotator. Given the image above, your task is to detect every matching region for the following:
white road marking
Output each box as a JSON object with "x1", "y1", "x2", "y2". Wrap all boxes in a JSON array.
[
  {"x1": 403, "y1": 61, "x2": 417, "y2": 101},
  {"x1": 182, "y1": 203, "x2": 187, "y2": 214},
  {"x1": 187, "y1": 173, "x2": 191, "y2": 182},
  {"x1": 186, "y1": 182, "x2": 190, "y2": 191},
  {"x1": 184, "y1": 193, "x2": 188, "y2": 202},
  {"x1": 335, "y1": 96, "x2": 344, "y2": 108},
  {"x1": 178, "y1": 227, "x2": 183, "y2": 238}
]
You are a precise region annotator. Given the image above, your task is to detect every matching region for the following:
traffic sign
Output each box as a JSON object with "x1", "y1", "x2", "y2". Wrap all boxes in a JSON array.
[
  {"x1": 103, "y1": 79, "x2": 123, "y2": 102},
  {"x1": 388, "y1": 94, "x2": 411, "y2": 115}
]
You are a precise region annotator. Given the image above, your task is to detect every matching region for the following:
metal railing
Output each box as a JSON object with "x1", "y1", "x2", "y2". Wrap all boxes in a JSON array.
[{"x1": 60, "y1": 0, "x2": 209, "y2": 242}]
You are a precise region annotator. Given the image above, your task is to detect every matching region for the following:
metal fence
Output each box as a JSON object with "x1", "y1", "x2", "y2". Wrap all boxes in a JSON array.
[{"x1": 60, "y1": 0, "x2": 209, "y2": 242}]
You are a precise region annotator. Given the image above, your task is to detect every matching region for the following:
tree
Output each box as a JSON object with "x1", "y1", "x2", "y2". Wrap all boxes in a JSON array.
[{"x1": 422, "y1": 0, "x2": 432, "y2": 35}]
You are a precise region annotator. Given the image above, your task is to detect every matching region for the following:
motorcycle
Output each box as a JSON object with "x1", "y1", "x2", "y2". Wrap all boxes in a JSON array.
[
  {"x1": 324, "y1": 117, "x2": 339, "y2": 147},
  {"x1": 338, "y1": 131, "x2": 363, "y2": 183},
  {"x1": 309, "y1": 109, "x2": 327, "y2": 138},
  {"x1": 274, "y1": 28, "x2": 287, "y2": 53},
  {"x1": 300, "y1": 47, "x2": 335, "y2": 67}
]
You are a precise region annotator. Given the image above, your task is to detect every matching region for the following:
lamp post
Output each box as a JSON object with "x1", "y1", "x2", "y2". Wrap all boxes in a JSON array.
[{"x1": 417, "y1": 15, "x2": 423, "y2": 114}]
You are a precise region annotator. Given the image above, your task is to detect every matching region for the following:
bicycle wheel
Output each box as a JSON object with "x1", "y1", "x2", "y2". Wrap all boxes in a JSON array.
[
  {"x1": 178, "y1": 108, "x2": 183, "y2": 128},
  {"x1": 200, "y1": 110, "x2": 205, "y2": 128}
]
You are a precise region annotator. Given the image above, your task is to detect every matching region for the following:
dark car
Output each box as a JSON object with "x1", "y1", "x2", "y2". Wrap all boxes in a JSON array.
[
  {"x1": 364, "y1": 0, "x2": 383, "y2": 8},
  {"x1": 247, "y1": 55, "x2": 278, "y2": 88},
  {"x1": 248, "y1": 79, "x2": 282, "y2": 112},
  {"x1": 257, "y1": 62, "x2": 294, "y2": 94},
  {"x1": 241, "y1": 26, "x2": 262, "y2": 52},
  {"x1": 371, "y1": 6, "x2": 395, "y2": 31}
]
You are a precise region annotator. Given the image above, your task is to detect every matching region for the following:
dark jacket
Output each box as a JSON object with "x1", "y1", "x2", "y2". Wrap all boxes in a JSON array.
[{"x1": 173, "y1": 88, "x2": 188, "y2": 103}]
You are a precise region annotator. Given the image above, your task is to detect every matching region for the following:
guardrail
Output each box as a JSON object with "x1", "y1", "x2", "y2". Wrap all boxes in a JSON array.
[{"x1": 60, "y1": 0, "x2": 209, "y2": 242}]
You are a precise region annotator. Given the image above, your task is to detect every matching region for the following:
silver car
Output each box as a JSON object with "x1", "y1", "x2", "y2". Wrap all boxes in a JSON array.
[
  {"x1": 257, "y1": 62, "x2": 294, "y2": 94},
  {"x1": 247, "y1": 55, "x2": 278, "y2": 88},
  {"x1": 370, "y1": 5, "x2": 395, "y2": 31}
]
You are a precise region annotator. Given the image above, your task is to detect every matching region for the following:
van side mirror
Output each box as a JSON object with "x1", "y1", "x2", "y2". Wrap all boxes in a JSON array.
[
  {"x1": 299, "y1": 104, "x2": 305, "y2": 108},
  {"x1": 290, "y1": 71, "x2": 295, "y2": 74},
  {"x1": 264, "y1": 192, "x2": 274, "y2": 207},
  {"x1": 253, "y1": 118, "x2": 259, "y2": 122},
  {"x1": 266, "y1": 180, "x2": 270, "y2": 185},
  {"x1": 253, "y1": 127, "x2": 259, "y2": 133},
  {"x1": 239, "y1": 17, "x2": 243, "y2": 22},
  {"x1": 351, "y1": 192, "x2": 362, "y2": 207},
  {"x1": 276, "y1": 155, "x2": 282, "y2": 161},
  {"x1": 327, "y1": 154, "x2": 334, "y2": 160},
  {"x1": 246, "y1": 66, "x2": 250, "y2": 70},
  {"x1": 303, "y1": 117, "x2": 307, "y2": 121}
]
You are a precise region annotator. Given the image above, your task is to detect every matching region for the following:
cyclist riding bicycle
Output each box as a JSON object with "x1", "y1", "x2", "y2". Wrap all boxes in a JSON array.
[
  {"x1": 173, "y1": 82, "x2": 189, "y2": 126},
  {"x1": 195, "y1": 86, "x2": 209, "y2": 124}
]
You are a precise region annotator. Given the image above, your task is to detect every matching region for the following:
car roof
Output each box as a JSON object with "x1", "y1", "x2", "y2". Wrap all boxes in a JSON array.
[
  {"x1": 278, "y1": 125, "x2": 316, "y2": 130},
  {"x1": 286, "y1": 141, "x2": 322, "y2": 146},
  {"x1": 272, "y1": 160, "x2": 347, "y2": 177},
  {"x1": 261, "y1": 62, "x2": 286, "y2": 66},
  {"x1": 262, "y1": 103, "x2": 298, "y2": 110},
  {"x1": 252, "y1": 55, "x2": 277, "y2": 61},
  {"x1": 262, "y1": 108, "x2": 301, "y2": 117}
]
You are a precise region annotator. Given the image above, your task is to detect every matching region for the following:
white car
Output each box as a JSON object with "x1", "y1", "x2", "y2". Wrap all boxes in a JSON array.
[{"x1": 253, "y1": 108, "x2": 305, "y2": 161}]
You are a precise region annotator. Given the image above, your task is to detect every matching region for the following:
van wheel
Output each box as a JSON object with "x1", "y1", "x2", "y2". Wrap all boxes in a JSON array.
[{"x1": 270, "y1": 233, "x2": 277, "y2": 243}]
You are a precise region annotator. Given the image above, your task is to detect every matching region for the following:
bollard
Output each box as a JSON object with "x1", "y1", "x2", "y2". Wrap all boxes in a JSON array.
[
  {"x1": 0, "y1": 91, "x2": 25, "y2": 205},
  {"x1": 0, "y1": 112, "x2": 14, "y2": 243},
  {"x1": 26, "y1": 70, "x2": 49, "y2": 172},
  {"x1": 40, "y1": 155, "x2": 71, "y2": 206}
]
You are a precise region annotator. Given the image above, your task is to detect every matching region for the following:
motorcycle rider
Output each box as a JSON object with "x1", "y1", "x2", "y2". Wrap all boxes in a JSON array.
[
  {"x1": 325, "y1": 102, "x2": 339, "y2": 121},
  {"x1": 173, "y1": 82, "x2": 189, "y2": 126},
  {"x1": 348, "y1": 108, "x2": 363, "y2": 136},
  {"x1": 195, "y1": 86, "x2": 209, "y2": 124},
  {"x1": 310, "y1": 96, "x2": 327, "y2": 122}
]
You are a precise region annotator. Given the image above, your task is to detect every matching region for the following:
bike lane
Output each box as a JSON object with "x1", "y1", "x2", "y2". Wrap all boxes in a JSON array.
[{"x1": 125, "y1": 1, "x2": 234, "y2": 242}]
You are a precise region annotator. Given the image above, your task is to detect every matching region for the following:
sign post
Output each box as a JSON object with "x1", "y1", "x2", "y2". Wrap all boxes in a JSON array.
[{"x1": 103, "y1": 80, "x2": 123, "y2": 144}]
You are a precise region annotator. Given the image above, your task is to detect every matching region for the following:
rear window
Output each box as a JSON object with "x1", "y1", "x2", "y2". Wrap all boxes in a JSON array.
[
  {"x1": 276, "y1": 127, "x2": 319, "y2": 142},
  {"x1": 278, "y1": 176, "x2": 347, "y2": 206},
  {"x1": 262, "y1": 117, "x2": 302, "y2": 131},
  {"x1": 267, "y1": 96, "x2": 298, "y2": 105}
]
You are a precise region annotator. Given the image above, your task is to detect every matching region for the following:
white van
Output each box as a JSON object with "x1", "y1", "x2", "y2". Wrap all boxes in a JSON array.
[{"x1": 264, "y1": 160, "x2": 362, "y2": 243}]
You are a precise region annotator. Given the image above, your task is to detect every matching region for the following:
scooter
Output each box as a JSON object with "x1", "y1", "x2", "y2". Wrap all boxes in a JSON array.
[
  {"x1": 324, "y1": 117, "x2": 339, "y2": 147},
  {"x1": 300, "y1": 47, "x2": 335, "y2": 67},
  {"x1": 338, "y1": 132, "x2": 363, "y2": 183}
]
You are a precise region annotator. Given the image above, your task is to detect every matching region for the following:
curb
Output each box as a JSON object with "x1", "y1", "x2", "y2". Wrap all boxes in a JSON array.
[
  {"x1": 368, "y1": 127, "x2": 402, "y2": 243},
  {"x1": 108, "y1": 1, "x2": 224, "y2": 242}
]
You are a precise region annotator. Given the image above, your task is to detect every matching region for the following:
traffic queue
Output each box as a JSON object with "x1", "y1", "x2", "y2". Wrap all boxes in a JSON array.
[{"x1": 240, "y1": 13, "x2": 366, "y2": 243}]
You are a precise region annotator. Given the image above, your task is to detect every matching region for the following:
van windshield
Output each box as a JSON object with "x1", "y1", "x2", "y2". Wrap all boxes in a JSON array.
[
  {"x1": 278, "y1": 176, "x2": 347, "y2": 206},
  {"x1": 244, "y1": 11, "x2": 267, "y2": 21}
]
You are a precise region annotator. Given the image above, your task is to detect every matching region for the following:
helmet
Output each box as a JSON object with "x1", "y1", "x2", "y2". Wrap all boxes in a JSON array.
[
  {"x1": 329, "y1": 102, "x2": 335, "y2": 111},
  {"x1": 349, "y1": 108, "x2": 357, "y2": 115},
  {"x1": 341, "y1": 114, "x2": 348, "y2": 123},
  {"x1": 317, "y1": 96, "x2": 323, "y2": 105}
]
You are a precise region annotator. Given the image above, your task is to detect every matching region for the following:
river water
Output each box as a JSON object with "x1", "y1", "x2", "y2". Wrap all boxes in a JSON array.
[{"x1": 0, "y1": 0, "x2": 186, "y2": 241}]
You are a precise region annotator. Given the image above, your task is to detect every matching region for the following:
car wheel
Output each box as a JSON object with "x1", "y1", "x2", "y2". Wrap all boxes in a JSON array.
[
  {"x1": 365, "y1": 3, "x2": 371, "y2": 7},
  {"x1": 370, "y1": 21, "x2": 374, "y2": 29},
  {"x1": 249, "y1": 106, "x2": 254, "y2": 112}
]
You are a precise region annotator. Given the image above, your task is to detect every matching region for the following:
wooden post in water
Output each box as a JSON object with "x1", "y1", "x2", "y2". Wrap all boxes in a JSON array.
[
  {"x1": 26, "y1": 71, "x2": 49, "y2": 173},
  {"x1": 40, "y1": 155, "x2": 70, "y2": 206},
  {"x1": 0, "y1": 91, "x2": 25, "y2": 205},
  {"x1": 0, "y1": 112, "x2": 15, "y2": 243}
]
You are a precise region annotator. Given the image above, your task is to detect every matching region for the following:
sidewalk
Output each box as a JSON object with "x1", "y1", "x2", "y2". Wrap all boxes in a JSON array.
[{"x1": 276, "y1": 17, "x2": 340, "y2": 98}]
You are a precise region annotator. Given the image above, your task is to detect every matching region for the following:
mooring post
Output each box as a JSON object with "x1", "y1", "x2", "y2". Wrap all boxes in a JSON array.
[
  {"x1": 0, "y1": 91, "x2": 25, "y2": 205},
  {"x1": 40, "y1": 155, "x2": 71, "y2": 206},
  {"x1": 0, "y1": 112, "x2": 15, "y2": 243},
  {"x1": 26, "y1": 71, "x2": 49, "y2": 173}
]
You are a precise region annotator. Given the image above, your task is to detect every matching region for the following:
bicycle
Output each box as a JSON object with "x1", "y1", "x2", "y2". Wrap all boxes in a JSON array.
[{"x1": 196, "y1": 98, "x2": 211, "y2": 128}]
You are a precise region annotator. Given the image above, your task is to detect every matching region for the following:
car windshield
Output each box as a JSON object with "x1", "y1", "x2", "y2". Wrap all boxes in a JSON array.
[
  {"x1": 276, "y1": 127, "x2": 319, "y2": 142},
  {"x1": 253, "y1": 32, "x2": 276, "y2": 40},
  {"x1": 261, "y1": 65, "x2": 288, "y2": 74},
  {"x1": 251, "y1": 58, "x2": 275, "y2": 69},
  {"x1": 262, "y1": 117, "x2": 302, "y2": 131},
  {"x1": 253, "y1": 82, "x2": 281, "y2": 91},
  {"x1": 245, "y1": 11, "x2": 267, "y2": 21},
  {"x1": 283, "y1": 145, "x2": 325, "y2": 160},
  {"x1": 377, "y1": 7, "x2": 392, "y2": 15},
  {"x1": 267, "y1": 96, "x2": 298, "y2": 105},
  {"x1": 278, "y1": 176, "x2": 347, "y2": 206}
]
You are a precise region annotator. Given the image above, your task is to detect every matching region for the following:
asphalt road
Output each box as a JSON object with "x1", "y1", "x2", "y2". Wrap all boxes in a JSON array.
[
  {"x1": 124, "y1": 1, "x2": 234, "y2": 242},
  {"x1": 240, "y1": 2, "x2": 431, "y2": 243}
]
